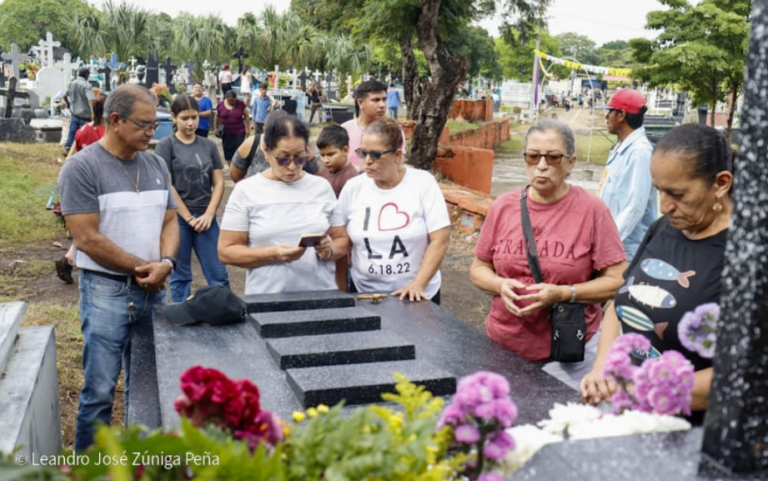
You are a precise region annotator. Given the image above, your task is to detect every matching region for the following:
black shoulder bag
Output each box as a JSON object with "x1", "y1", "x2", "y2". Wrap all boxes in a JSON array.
[{"x1": 520, "y1": 187, "x2": 586, "y2": 362}]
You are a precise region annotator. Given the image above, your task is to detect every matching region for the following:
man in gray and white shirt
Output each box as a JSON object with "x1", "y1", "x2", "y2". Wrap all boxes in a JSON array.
[
  {"x1": 59, "y1": 84, "x2": 179, "y2": 451},
  {"x1": 64, "y1": 67, "x2": 95, "y2": 153}
]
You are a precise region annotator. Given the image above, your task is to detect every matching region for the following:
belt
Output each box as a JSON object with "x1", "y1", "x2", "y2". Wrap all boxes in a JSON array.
[{"x1": 83, "y1": 269, "x2": 132, "y2": 284}]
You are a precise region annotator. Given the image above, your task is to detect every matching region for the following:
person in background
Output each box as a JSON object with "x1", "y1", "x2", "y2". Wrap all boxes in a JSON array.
[
  {"x1": 230, "y1": 110, "x2": 320, "y2": 183},
  {"x1": 386, "y1": 82, "x2": 402, "y2": 120},
  {"x1": 214, "y1": 89, "x2": 250, "y2": 171},
  {"x1": 316, "y1": 124, "x2": 358, "y2": 290},
  {"x1": 56, "y1": 93, "x2": 108, "y2": 284},
  {"x1": 307, "y1": 82, "x2": 324, "y2": 124},
  {"x1": 219, "y1": 65, "x2": 233, "y2": 96},
  {"x1": 63, "y1": 67, "x2": 95, "y2": 155},
  {"x1": 155, "y1": 95, "x2": 229, "y2": 302},
  {"x1": 218, "y1": 115, "x2": 348, "y2": 294},
  {"x1": 470, "y1": 119, "x2": 626, "y2": 366},
  {"x1": 251, "y1": 83, "x2": 278, "y2": 134},
  {"x1": 343, "y1": 79, "x2": 406, "y2": 169},
  {"x1": 58, "y1": 85, "x2": 179, "y2": 451},
  {"x1": 581, "y1": 124, "x2": 733, "y2": 424},
  {"x1": 597, "y1": 89, "x2": 658, "y2": 262},
  {"x1": 339, "y1": 118, "x2": 450, "y2": 303},
  {"x1": 192, "y1": 82, "x2": 212, "y2": 137},
  {"x1": 240, "y1": 65, "x2": 253, "y2": 107}
]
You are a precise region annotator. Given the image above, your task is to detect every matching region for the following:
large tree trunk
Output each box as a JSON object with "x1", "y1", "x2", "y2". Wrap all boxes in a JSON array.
[
  {"x1": 407, "y1": 0, "x2": 468, "y2": 170},
  {"x1": 400, "y1": 36, "x2": 423, "y2": 120},
  {"x1": 726, "y1": 79, "x2": 739, "y2": 144}
]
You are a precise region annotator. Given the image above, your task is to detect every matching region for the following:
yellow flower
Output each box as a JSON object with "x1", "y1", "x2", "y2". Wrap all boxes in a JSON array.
[
  {"x1": 362, "y1": 425, "x2": 371, "y2": 434},
  {"x1": 292, "y1": 411, "x2": 306, "y2": 423},
  {"x1": 307, "y1": 407, "x2": 319, "y2": 418},
  {"x1": 317, "y1": 404, "x2": 330, "y2": 414}
]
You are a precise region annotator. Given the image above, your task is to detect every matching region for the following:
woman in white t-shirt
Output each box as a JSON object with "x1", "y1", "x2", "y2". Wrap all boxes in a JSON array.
[
  {"x1": 218, "y1": 115, "x2": 349, "y2": 295},
  {"x1": 219, "y1": 65, "x2": 233, "y2": 95},
  {"x1": 338, "y1": 118, "x2": 451, "y2": 303},
  {"x1": 240, "y1": 65, "x2": 253, "y2": 106}
]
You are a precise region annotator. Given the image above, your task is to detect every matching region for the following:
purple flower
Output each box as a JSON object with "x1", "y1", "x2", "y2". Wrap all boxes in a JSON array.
[
  {"x1": 490, "y1": 430, "x2": 516, "y2": 450},
  {"x1": 454, "y1": 423, "x2": 481, "y2": 443},
  {"x1": 647, "y1": 386, "x2": 679, "y2": 416},
  {"x1": 483, "y1": 440, "x2": 508, "y2": 461},
  {"x1": 678, "y1": 303, "x2": 719, "y2": 359},
  {"x1": 438, "y1": 403, "x2": 466, "y2": 428},
  {"x1": 455, "y1": 372, "x2": 511, "y2": 410},
  {"x1": 602, "y1": 350, "x2": 636, "y2": 382},
  {"x1": 610, "y1": 389, "x2": 635, "y2": 414},
  {"x1": 695, "y1": 302, "x2": 720, "y2": 321},
  {"x1": 478, "y1": 473, "x2": 504, "y2": 481},
  {"x1": 611, "y1": 333, "x2": 651, "y2": 355}
]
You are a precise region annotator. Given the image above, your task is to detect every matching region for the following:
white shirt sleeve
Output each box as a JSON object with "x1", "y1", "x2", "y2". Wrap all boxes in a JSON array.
[
  {"x1": 420, "y1": 174, "x2": 451, "y2": 233},
  {"x1": 220, "y1": 182, "x2": 250, "y2": 232}
]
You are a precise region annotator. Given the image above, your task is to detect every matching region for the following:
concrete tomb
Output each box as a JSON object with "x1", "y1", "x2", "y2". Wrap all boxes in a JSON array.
[{"x1": 0, "y1": 303, "x2": 61, "y2": 458}]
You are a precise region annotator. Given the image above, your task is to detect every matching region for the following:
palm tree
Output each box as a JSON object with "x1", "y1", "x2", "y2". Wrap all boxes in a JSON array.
[
  {"x1": 325, "y1": 35, "x2": 371, "y2": 96},
  {"x1": 67, "y1": 0, "x2": 153, "y2": 63},
  {"x1": 172, "y1": 12, "x2": 228, "y2": 82}
]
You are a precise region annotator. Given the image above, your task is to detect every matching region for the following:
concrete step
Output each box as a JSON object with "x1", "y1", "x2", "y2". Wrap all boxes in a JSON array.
[
  {"x1": 286, "y1": 359, "x2": 456, "y2": 408},
  {"x1": 250, "y1": 306, "x2": 380, "y2": 338},
  {"x1": 266, "y1": 331, "x2": 415, "y2": 369}
]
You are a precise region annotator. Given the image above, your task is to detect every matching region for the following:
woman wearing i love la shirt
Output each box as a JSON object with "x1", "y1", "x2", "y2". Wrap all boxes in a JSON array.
[{"x1": 338, "y1": 118, "x2": 450, "y2": 304}]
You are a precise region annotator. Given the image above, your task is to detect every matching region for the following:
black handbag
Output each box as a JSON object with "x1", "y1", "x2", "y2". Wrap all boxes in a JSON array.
[{"x1": 519, "y1": 187, "x2": 586, "y2": 363}]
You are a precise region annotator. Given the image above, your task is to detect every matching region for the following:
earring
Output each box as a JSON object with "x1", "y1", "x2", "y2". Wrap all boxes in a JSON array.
[{"x1": 713, "y1": 199, "x2": 723, "y2": 212}]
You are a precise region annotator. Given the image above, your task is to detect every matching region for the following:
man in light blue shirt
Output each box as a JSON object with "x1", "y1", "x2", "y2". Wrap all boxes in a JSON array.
[{"x1": 597, "y1": 89, "x2": 658, "y2": 261}]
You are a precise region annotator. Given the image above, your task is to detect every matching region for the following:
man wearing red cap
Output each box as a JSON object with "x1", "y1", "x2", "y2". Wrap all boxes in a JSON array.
[{"x1": 597, "y1": 89, "x2": 658, "y2": 261}]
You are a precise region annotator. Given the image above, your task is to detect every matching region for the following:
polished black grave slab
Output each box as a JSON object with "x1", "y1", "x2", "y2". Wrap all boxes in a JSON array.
[
  {"x1": 266, "y1": 331, "x2": 415, "y2": 369},
  {"x1": 286, "y1": 360, "x2": 455, "y2": 407},
  {"x1": 131, "y1": 293, "x2": 578, "y2": 430},
  {"x1": 251, "y1": 306, "x2": 380, "y2": 338},
  {"x1": 243, "y1": 290, "x2": 356, "y2": 313}
]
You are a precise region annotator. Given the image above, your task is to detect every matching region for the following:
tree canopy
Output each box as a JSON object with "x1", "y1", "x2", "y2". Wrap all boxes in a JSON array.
[
  {"x1": 630, "y1": 0, "x2": 750, "y2": 136},
  {"x1": 0, "y1": 0, "x2": 93, "y2": 56}
]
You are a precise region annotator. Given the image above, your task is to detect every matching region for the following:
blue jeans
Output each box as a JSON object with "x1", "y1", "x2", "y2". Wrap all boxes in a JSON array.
[
  {"x1": 75, "y1": 270, "x2": 164, "y2": 451},
  {"x1": 65, "y1": 115, "x2": 89, "y2": 149},
  {"x1": 170, "y1": 214, "x2": 230, "y2": 302},
  {"x1": 389, "y1": 107, "x2": 398, "y2": 120}
]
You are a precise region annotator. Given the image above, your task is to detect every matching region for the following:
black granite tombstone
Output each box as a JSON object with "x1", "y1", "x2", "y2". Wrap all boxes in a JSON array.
[
  {"x1": 700, "y1": 1, "x2": 768, "y2": 474},
  {"x1": 0, "y1": 77, "x2": 30, "y2": 118},
  {"x1": 145, "y1": 50, "x2": 159, "y2": 88},
  {"x1": 129, "y1": 292, "x2": 577, "y2": 430},
  {"x1": 162, "y1": 57, "x2": 177, "y2": 94},
  {"x1": 97, "y1": 65, "x2": 111, "y2": 92},
  {"x1": 250, "y1": 306, "x2": 381, "y2": 338},
  {"x1": 298, "y1": 70, "x2": 309, "y2": 91}
]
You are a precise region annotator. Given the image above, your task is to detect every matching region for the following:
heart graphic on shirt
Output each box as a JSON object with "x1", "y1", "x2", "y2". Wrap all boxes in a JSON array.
[{"x1": 378, "y1": 202, "x2": 410, "y2": 231}]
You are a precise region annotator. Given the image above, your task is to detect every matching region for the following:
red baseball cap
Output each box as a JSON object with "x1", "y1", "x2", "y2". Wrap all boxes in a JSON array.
[{"x1": 597, "y1": 89, "x2": 646, "y2": 114}]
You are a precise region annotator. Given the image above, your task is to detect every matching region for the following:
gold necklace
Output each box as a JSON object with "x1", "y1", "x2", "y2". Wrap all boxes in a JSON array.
[{"x1": 108, "y1": 149, "x2": 141, "y2": 193}]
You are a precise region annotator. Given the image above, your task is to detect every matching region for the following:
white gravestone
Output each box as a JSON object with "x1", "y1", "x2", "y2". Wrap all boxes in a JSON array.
[{"x1": 35, "y1": 67, "x2": 66, "y2": 102}]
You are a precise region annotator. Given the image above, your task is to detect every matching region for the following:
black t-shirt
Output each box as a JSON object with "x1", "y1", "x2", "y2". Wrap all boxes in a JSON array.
[{"x1": 615, "y1": 217, "x2": 727, "y2": 372}]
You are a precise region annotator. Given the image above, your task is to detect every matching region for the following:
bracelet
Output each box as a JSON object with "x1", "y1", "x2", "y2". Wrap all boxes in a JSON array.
[{"x1": 569, "y1": 285, "x2": 577, "y2": 303}]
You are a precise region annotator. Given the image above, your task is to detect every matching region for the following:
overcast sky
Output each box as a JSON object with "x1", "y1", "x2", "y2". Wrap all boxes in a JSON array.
[{"x1": 91, "y1": 0, "x2": 665, "y2": 47}]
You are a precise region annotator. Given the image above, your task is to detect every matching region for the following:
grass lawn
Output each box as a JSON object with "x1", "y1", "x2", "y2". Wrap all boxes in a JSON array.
[
  {"x1": 445, "y1": 120, "x2": 481, "y2": 134},
  {"x1": 0, "y1": 143, "x2": 90, "y2": 446}
]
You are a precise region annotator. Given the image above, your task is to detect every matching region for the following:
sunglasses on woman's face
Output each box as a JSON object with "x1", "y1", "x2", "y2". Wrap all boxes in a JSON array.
[
  {"x1": 355, "y1": 148, "x2": 395, "y2": 161},
  {"x1": 273, "y1": 154, "x2": 310, "y2": 167},
  {"x1": 522, "y1": 151, "x2": 569, "y2": 166}
]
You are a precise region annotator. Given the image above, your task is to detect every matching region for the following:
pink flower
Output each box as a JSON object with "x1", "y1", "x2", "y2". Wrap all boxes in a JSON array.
[
  {"x1": 438, "y1": 403, "x2": 466, "y2": 428},
  {"x1": 490, "y1": 430, "x2": 515, "y2": 450},
  {"x1": 483, "y1": 440, "x2": 507, "y2": 461},
  {"x1": 454, "y1": 424, "x2": 481, "y2": 443}
]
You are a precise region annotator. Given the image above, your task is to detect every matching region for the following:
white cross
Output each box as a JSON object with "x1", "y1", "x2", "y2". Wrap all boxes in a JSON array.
[
  {"x1": 38, "y1": 32, "x2": 60, "y2": 67},
  {"x1": 314, "y1": 69, "x2": 322, "y2": 81},
  {"x1": 56, "y1": 53, "x2": 75, "y2": 85},
  {"x1": 130, "y1": 56, "x2": 137, "y2": 70},
  {"x1": 2, "y1": 44, "x2": 27, "y2": 79},
  {"x1": 274, "y1": 64, "x2": 280, "y2": 89}
]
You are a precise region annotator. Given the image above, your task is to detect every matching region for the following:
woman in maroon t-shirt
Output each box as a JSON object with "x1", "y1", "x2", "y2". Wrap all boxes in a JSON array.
[
  {"x1": 214, "y1": 89, "x2": 250, "y2": 170},
  {"x1": 470, "y1": 119, "x2": 627, "y2": 362}
]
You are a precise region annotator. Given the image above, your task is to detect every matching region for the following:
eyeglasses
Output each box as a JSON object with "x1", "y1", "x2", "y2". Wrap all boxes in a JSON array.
[
  {"x1": 125, "y1": 117, "x2": 161, "y2": 131},
  {"x1": 607, "y1": 108, "x2": 623, "y2": 116},
  {"x1": 273, "y1": 154, "x2": 310, "y2": 167},
  {"x1": 355, "y1": 148, "x2": 395, "y2": 161},
  {"x1": 522, "y1": 151, "x2": 570, "y2": 166}
]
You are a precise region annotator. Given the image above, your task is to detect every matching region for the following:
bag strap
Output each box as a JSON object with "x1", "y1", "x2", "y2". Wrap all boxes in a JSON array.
[
  {"x1": 247, "y1": 133, "x2": 260, "y2": 162},
  {"x1": 520, "y1": 186, "x2": 544, "y2": 284}
]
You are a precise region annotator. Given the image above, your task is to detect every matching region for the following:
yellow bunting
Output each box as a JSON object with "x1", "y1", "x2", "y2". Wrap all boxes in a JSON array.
[{"x1": 534, "y1": 49, "x2": 632, "y2": 76}]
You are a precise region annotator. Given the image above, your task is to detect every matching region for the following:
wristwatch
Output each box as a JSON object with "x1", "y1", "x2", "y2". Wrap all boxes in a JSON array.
[{"x1": 161, "y1": 256, "x2": 177, "y2": 271}]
